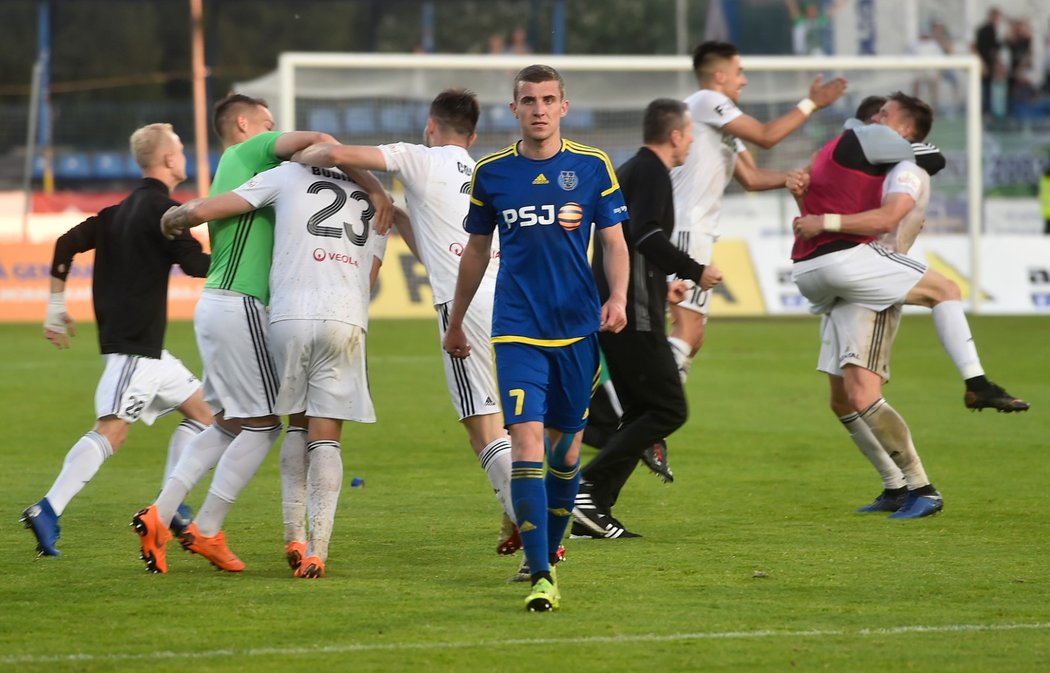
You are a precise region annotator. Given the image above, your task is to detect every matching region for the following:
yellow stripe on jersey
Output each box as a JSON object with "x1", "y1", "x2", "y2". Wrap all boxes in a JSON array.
[
  {"x1": 491, "y1": 335, "x2": 585, "y2": 348},
  {"x1": 468, "y1": 144, "x2": 518, "y2": 206},
  {"x1": 564, "y1": 139, "x2": 620, "y2": 196}
]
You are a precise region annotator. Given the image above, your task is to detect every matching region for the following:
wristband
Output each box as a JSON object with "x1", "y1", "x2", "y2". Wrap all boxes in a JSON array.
[
  {"x1": 796, "y1": 98, "x2": 817, "y2": 117},
  {"x1": 823, "y1": 214, "x2": 842, "y2": 232}
]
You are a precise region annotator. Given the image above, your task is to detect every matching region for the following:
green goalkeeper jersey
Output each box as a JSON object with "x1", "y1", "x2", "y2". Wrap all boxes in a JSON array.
[{"x1": 204, "y1": 131, "x2": 282, "y2": 305}]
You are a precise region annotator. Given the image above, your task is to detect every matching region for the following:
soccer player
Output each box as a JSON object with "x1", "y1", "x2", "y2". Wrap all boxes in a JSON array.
[
  {"x1": 131, "y1": 93, "x2": 388, "y2": 574},
  {"x1": 158, "y1": 158, "x2": 388, "y2": 578},
  {"x1": 668, "y1": 41, "x2": 847, "y2": 383},
  {"x1": 573, "y1": 99, "x2": 722, "y2": 539},
  {"x1": 443, "y1": 64, "x2": 630, "y2": 612},
  {"x1": 288, "y1": 89, "x2": 524, "y2": 575},
  {"x1": 790, "y1": 93, "x2": 1028, "y2": 518},
  {"x1": 22, "y1": 123, "x2": 211, "y2": 557}
]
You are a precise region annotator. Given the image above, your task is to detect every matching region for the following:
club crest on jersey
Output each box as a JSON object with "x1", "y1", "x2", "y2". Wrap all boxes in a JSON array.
[{"x1": 558, "y1": 171, "x2": 578, "y2": 191}]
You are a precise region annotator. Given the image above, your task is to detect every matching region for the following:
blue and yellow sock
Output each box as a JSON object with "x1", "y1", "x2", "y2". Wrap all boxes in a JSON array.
[
  {"x1": 511, "y1": 460, "x2": 549, "y2": 577},
  {"x1": 545, "y1": 434, "x2": 579, "y2": 560}
]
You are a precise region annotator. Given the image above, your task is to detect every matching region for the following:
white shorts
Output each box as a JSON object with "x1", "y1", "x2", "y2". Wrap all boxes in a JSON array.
[
  {"x1": 791, "y1": 242, "x2": 927, "y2": 315},
  {"x1": 437, "y1": 301, "x2": 501, "y2": 420},
  {"x1": 269, "y1": 319, "x2": 376, "y2": 422},
  {"x1": 672, "y1": 230, "x2": 714, "y2": 316},
  {"x1": 95, "y1": 350, "x2": 201, "y2": 425},
  {"x1": 817, "y1": 302, "x2": 902, "y2": 382},
  {"x1": 195, "y1": 290, "x2": 280, "y2": 420}
]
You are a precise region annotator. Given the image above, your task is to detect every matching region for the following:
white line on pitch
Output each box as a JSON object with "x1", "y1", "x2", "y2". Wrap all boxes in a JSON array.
[{"x1": 2, "y1": 622, "x2": 1048, "y2": 666}]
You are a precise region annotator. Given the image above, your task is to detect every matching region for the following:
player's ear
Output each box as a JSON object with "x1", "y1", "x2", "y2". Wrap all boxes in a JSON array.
[
  {"x1": 560, "y1": 99, "x2": 569, "y2": 117},
  {"x1": 466, "y1": 131, "x2": 478, "y2": 149}
]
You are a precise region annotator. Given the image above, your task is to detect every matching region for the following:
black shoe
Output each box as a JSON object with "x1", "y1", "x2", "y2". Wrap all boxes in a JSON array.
[
  {"x1": 964, "y1": 382, "x2": 1030, "y2": 413},
  {"x1": 641, "y1": 439, "x2": 674, "y2": 483},
  {"x1": 855, "y1": 488, "x2": 908, "y2": 513},
  {"x1": 571, "y1": 487, "x2": 641, "y2": 539}
]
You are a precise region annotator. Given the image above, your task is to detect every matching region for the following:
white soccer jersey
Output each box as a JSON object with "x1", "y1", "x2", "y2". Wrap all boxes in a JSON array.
[
  {"x1": 670, "y1": 89, "x2": 747, "y2": 239},
  {"x1": 378, "y1": 142, "x2": 499, "y2": 305},
  {"x1": 234, "y1": 162, "x2": 379, "y2": 326},
  {"x1": 880, "y1": 160, "x2": 929, "y2": 255}
]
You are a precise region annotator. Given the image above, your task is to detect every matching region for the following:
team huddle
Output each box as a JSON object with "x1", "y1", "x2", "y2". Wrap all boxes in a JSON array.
[{"x1": 22, "y1": 42, "x2": 1029, "y2": 613}]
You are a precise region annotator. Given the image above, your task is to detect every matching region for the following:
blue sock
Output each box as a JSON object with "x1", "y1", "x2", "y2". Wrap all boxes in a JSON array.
[
  {"x1": 511, "y1": 460, "x2": 548, "y2": 576},
  {"x1": 546, "y1": 434, "x2": 580, "y2": 558}
]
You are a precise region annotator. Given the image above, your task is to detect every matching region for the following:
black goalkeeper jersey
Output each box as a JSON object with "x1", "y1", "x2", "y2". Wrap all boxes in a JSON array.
[{"x1": 50, "y1": 178, "x2": 209, "y2": 358}]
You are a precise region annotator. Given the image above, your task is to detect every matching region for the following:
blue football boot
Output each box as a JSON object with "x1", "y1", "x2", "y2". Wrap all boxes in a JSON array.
[
  {"x1": 888, "y1": 491, "x2": 944, "y2": 519},
  {"x1": 856, "y1": 488, "x2": 908, "y2": 513},
  {"x1": 169, "y1": 502, "x2": 194, "y2": 537},
  {"x1": 22, "y1": 498, "x2": 61, "y2": 557}
]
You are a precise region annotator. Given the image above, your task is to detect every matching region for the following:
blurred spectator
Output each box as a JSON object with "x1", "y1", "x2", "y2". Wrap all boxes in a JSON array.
[
  {"x1": 785, "y1": 0, "x2": 844, "y2": 56},
  {"x1": 910, "y1": 20, "x2": 960, "y2": 112},
  {"x1": 1044, "y1": 18, "x2": 1050, "y2": 95},
  {"x1": 975, "y1": 7, "x2": 1004, "y2": 116},
  {"x1": 488, "y1": 32, "x2": 506, "y2": 55},
  {"x1": 1007, "y1": 18, "x2": 1034, "y2": 114},
  {"x1": 508, "y1": 26, "x2": 532, "y2": 55}
]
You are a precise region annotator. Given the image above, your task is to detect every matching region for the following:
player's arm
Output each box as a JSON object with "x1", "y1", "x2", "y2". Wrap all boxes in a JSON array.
[
  {"x1": 392, "y1": 206, "x2": 421, "y2": 261},
  {"x1": 295, "y1": 143, "x2": 389, "y2": 173},
  {"x1": 167, "y1": 228, "x2": 211, "y2": 278},
  {"x1": 442, "y1": 232, "x2": 492, "y2": 358},
  {"x1": 597, "y1": 224, "x2": 628, "y2": 333},
  {"x1": 160, "y1": 192, "x2": 255, "y2": 239},
  {"x1": 794, "y1": 192, "x2": 916, "y2": 239},
  {"x1": 733, "y1": 150, "x2": 790, "y2": 191},
  {"x1": 274, "y1": 131, "x2": 338, "y2": 160},
  {"x1": 44, "y1": 212, "x2": 106, "y2": 348},
  {"x1": 722, "y1": 75, "x2": 847, "y2": 149}
]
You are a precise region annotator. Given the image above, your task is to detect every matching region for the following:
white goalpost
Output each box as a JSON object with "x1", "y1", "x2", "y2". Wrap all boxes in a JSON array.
[{"x1": 247, "y1": 52, "x2": 985, "y2": 313}]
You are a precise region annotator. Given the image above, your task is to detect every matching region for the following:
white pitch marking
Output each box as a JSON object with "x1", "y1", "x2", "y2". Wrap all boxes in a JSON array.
[{"x1": 2, "y1": 622, "x2": 1049, "y2": 665}]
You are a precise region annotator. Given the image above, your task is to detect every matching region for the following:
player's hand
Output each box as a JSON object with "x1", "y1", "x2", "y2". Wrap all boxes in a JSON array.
[
  {"x1": 786, "y1": 169, "x2": 810, "y2": 197},
  {"x1": 667, "y1": 280, "x2": 690, "y2": 303},
  {"x1": 809, "y1": 75, "x2": 848, "y2": 109},
  {"x1": 43, "y1": 293, "x2": 75, "y2": 349},
  {"x1": 160, "y1": 205, "x2": 187, "y2": 240},
  {"x1": 793, "y1": 215, "x2": 824, "y2": 239},
  {"x1": 370, "y1": 190, "x2": 395, "y2": 236},
  {"x1": 443, "y1": 323, "x2": 471, "y2": 359},
  {"x1": 699, "y1": 264, "x2": 723, "y2": 291},
  {"x1": 599, "y1": 297, "x2": 627, "y2": 333}
]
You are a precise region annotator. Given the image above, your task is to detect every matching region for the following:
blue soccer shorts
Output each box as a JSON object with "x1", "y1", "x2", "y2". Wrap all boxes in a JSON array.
[{"x1": 493, "y1": 334, "x2": 600, "y2": 433}]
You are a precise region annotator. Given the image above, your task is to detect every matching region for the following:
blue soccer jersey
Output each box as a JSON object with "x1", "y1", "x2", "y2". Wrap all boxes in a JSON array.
[{"x1": 465, "y1": 139, "x2": 627, "y2": 344}]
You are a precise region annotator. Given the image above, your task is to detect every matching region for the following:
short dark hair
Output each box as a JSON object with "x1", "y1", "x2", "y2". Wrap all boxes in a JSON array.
[
  {"x1": 854, "y1": 95, "x2": 887, "y2": 121},
  {"x1": 429, "y1": 88, "x2": 479, "y2": 137},
  {"x1": 643, "y1": 98, "x2": 688, "y2": 144},
  {"x1": 513, "y1": 64, "x2": 565, "y2": 100},
  {"x1": 692, "y1": 41, "x2": 739, "y2": 80},
  {"x1": 212, "y1": 93, "x2": 268, "y2": 140},
  {"x1": 888, "y1": 91, "x2": 933, "y2": 141}
]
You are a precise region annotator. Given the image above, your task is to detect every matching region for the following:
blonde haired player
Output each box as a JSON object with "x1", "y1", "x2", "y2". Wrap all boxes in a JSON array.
[{"x1": 22, "y1": 123, "x2": 211, "y2": 557}]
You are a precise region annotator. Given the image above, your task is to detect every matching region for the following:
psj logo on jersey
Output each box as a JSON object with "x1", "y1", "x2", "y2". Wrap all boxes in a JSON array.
[{"x1": 501, "y1": 203, "x2": 583, "y2": 232}]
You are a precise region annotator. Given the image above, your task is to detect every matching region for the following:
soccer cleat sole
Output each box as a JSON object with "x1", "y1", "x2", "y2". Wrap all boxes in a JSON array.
[
  {"x1": 526, "y1": 597, "x2": 554, "y2": 612},
  {"x1": 130, "y1": 509, "x2": 167, "y2": 573},
  {"x1": 295, "y1": 555, "x2": 326, "y2": 579},
  {"x1": 285, "y1": 541, "x2": 307, "y2": 571}
]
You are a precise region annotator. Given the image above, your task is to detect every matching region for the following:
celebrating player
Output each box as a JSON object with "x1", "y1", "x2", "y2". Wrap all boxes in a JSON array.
[{"x1": 22, "y1": 123, "x2": 211, "y2": 557}]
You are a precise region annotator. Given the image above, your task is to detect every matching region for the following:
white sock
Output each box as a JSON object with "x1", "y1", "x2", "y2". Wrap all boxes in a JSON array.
[
  {"x1": 667, "y1": 337, "x2": 693, "y2": 383},
  {"x1": 163, "y1": 419, "x2": 207, "y2": 485},
  {"x1": 931, "y1": 300, "x2": 984, "y2": 380},
  {"x1": 156, "y1": 424, "x2": 235, "y2": 525},
  {"x1": 839, "y1": 412, "x2": 906, "y2": 490},
  {"x1": 194, "y1": 422, "x2": 282, "y2": 537},
  {"x1": 45, "y1": 431, "x2": 113, "y2": 516},
  {"x1": 859, "y1": 399, "x2": 930, "y2": 489},
  {"x1": 478, "y1": 437, "x2": 514, "y2": 520},
  {"x1": 306, "y1": 440, "x2": 344, "y2": 562},
  {"x1": 280, "y1": 426, "x2": 309, "y2": 544}
]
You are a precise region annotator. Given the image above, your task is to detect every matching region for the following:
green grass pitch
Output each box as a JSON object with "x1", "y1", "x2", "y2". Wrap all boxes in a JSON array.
[{"x1": 1, "y1": 316, "x2": 1048, "y2": 672}]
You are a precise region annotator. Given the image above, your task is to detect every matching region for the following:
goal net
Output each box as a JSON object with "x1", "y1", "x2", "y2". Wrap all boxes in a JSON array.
[{"x1": 240, "y1": 52, "x2": 986, "y2": 313}]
